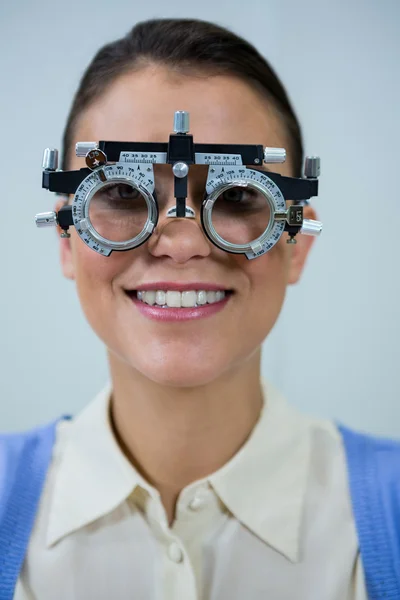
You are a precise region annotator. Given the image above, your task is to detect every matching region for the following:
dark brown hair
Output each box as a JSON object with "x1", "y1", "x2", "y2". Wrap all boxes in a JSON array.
[{"x1": 61, "y1": 18, "x2": 303, "y2": 175}]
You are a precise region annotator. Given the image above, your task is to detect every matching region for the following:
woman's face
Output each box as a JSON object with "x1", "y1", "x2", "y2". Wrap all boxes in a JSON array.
[{"x1": 59, "y1": 65, "x2": 315, "y2": 387}]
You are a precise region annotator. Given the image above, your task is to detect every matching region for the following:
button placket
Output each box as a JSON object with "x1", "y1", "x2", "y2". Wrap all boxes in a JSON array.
[
  {"x1": 167, "y1": 541, "x2": 184, "y2": 563},
  {"x1": 187, "y1": 483, "x2": 213, "y2": 511},
  {"x1": 188, "y1": 495, "x2": 205, "y2": 511},
  {"x1": 162, "y1": 539, "x2": 197, "y2": 600}
]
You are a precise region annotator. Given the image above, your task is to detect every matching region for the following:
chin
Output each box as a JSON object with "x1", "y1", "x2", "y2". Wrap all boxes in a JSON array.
[
  {"x1": 129, "y1": 351, "x2": 230, "y2": 389},
  {"x1": 108, "y1": 331, "x2": 258, "y2": 388}
]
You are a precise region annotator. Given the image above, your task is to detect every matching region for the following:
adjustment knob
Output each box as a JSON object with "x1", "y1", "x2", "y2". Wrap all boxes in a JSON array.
[
  {"x1": 173, "y1": 111, "x2": 190, "y2": 134},
  {"x1": 172, "y1": 162, "x2": 189, "y2": 178},
  {"x1": 300, "y1": 219, "x2": 323, "y2": 236},
  {"x1": 304, "y1": 156, "x2": 321, "y2": 178},
  {"x1": 76, "y1": 142, "x2": 98, "y2": 157},
  {"x1": 263, "y1": 147, "x2": 286, "y2": 163},
  {"x1": 35, "y1": 211, "x2": 58, "y2": 228},
  {"x1": 42, "y1": 148, "x2": 58, "y2": 171}
]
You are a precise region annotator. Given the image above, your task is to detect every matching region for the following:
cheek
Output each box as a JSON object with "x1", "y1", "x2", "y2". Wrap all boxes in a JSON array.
[
  {"x1": 243, "y1": 238, "x2": 290, "y2": 295},
  {"x1": 71, "y1": 236, "x2": 129, "y2": 305},
  {"x1": 235, "y1": 239, "x2": 290, "y2": 336}
]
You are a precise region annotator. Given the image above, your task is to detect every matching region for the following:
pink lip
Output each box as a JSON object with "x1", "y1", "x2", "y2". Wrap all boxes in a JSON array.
[
  {"x1": 129, "y1": 293, "x2": 232, "y2": 322},
  {"x1": 130, "y1": 282, "x2": 231, "y2": 292}
]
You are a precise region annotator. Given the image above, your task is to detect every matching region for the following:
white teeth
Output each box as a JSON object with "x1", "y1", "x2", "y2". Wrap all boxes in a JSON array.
[
  {"x1": 206, "y1": 291, "x2": 217, "y2": 304},
  {"x1": 197, "y1": 291, "x2": 207, "y2": 305},
  {"x1": 156, "y1": 291, "x2": 166, "y2": 306},
  {"x1": 144, "y1": 290, "x2": 156, "y2": 305},
  {"x1": 166, "y1": 291, "x2": 181, "y2": 308},
  {"x1": 181, "y1": 291, "x2": 197, "y2": 307},
  {"x1": 136, "y1": 290, "x2": 227, "y2": 308}
]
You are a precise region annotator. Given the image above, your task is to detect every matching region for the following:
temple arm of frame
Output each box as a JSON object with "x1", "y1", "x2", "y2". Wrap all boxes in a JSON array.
[
  {"x1": 266, "y1": 172, "x2": 318, "y2": 201},
  {"x1": 42, "y1": 168, "x2": 91, "y2": 194}
]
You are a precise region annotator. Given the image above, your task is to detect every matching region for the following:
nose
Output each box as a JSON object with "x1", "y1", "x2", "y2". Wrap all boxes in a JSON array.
[{"x1": 147, "y1": 205, "x2": 212, "y2": 263}]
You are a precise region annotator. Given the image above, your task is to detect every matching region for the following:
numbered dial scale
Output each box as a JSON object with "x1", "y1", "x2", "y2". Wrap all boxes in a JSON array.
[{"x1": 36, "y1": 111, "x2": 322, "y2": 259}]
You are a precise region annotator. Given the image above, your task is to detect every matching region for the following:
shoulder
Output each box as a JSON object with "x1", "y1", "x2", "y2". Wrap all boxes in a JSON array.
[
  {"x1": 0, "y1": 416, "x2": 72, "y2": 452},
  {"x1": 339, "y1": 422, "x2": 400, "y2": 452},
  {"x1": 337, "y1": 425, "x2": 400, "y2": 596},
  {"x1": 337, "y1": 424, "x2": 400, "y2": 527},
  {"x1": 338, "y1": 423, "x2": 400, "y2": 483},
  {"x1": 290, "y1": 401, "x2": 400, "y2": 483},
  {"x1": 304, "y1": 416, "x2": 400, "y2": 501},
  {"x1": 0, "y1": 418, "x2": 73, "y2": 595},
  {"x1": 0, "y1": 417, "x2": 72, "y2": 494}
]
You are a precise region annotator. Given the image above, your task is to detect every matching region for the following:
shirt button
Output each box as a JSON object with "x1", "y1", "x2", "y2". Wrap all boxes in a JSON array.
[
  {"x1": 168, "y1": 542, "x2": 184, "y2": 563},
  {"x1": 188, "y1": 496, "x2": 205, "y2": 511}
]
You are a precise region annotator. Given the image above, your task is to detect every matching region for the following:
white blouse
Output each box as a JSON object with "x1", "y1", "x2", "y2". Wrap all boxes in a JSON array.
[{"x1": 15, "y1": 380, "x2": 367, "y2": 599}]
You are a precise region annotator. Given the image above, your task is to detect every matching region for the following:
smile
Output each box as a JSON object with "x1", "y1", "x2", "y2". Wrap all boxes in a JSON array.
[
  {"x1": 136, "y1": 290, "x2": 228, "y2": 308},
  {"x1": 125, "y1": 287, "x2": 233, "y2": 322}
]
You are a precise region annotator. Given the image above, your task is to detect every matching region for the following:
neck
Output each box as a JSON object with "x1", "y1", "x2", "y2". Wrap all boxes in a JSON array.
[{"x1": 108, "y1": 350, "x2": 263, "y2": 524}]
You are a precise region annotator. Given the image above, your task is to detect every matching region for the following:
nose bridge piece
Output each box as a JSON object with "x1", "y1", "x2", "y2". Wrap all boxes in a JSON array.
[{"x1": 166, "y1": 206, "x2": 196, "y2": 219}]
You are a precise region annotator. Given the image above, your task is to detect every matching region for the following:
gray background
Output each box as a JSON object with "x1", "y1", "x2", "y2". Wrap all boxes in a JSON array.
[{"x1": 1, "y1": 0, "x2": 399, "y2": 434}]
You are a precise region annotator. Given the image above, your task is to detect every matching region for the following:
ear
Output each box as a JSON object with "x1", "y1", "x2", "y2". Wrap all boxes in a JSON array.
[
  {"x1": 287, "y1": 205, "x2": 318, "y2": 285},
  {"x1": 55, "y1": 198, "x2": 75, "y2": 281}
]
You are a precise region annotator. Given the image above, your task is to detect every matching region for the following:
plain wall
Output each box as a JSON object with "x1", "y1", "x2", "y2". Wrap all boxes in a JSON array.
[{"x1": 1, "y1": 0, "x2": 399, "y2": 434}]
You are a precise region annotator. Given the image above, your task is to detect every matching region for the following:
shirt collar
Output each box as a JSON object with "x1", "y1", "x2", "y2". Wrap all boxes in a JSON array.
[
  {"x1": 46, "y1": 384, "x2": 147, "y2": 548},
  {"x1": 209, "y1": 380, "x2": 311, "y2": 563},
  {"x1": 46, "y1": 380, "x2": 311, "y2": 563}
]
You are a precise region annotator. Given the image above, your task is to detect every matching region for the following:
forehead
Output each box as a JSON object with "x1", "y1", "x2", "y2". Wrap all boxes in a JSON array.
[{"x1": 74, "y1": 65, "x2": 287, "y2": 152}]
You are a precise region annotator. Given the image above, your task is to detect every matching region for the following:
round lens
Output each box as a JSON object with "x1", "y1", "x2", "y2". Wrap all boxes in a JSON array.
[
  {"x1": 88, "y1": 181, "x2": 149, "y2": 242},
  {"x1": 210, "y1": 184, "x2": 272, "y2": 245}
]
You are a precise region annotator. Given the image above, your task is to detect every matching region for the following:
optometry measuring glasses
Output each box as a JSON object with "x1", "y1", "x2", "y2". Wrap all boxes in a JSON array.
[{"x1": 35, "y1": 111, "x2": 322, "y2": 259}]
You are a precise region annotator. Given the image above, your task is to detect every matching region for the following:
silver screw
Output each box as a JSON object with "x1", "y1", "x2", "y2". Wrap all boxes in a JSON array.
[
  {"x1": 173, "y1": 111, "x2": 190, "y2": 134},
  {"x1": 264, "y1": 148, "x2": 286, "y2": 163},
  {"x1": 172, "y1": 162, "x2": 189, "y2": 178},
  {"x1": 42, "y1": 148, "x2": 59, "y2": 171},
  {"x1": 254, "y1": 158, "x2": 260, "y2": 164},
  {"x1": 304, "y1": 156, "x2": 321, "y2": 178},
  {"x1": 76, "y1": 142, "x2": 98, "y2": 157}
]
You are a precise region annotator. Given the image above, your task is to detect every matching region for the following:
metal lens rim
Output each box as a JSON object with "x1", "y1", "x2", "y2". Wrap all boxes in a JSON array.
[
  {"x1": 202, "y1": 179, "x2": 276, "y2": 254},
  {"x1": 82, "y1": 177, "x2": 157, "y2": 250}
]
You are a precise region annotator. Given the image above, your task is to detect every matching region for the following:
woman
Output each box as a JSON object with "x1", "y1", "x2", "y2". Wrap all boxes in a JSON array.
[{"x1": 1, "y1": 17, "x2": 399, "y2": 600}]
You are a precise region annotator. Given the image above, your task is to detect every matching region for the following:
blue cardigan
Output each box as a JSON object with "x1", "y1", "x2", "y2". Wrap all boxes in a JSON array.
[{"x1": 0, "y1": 418, "x2": 399, "y2": 600}]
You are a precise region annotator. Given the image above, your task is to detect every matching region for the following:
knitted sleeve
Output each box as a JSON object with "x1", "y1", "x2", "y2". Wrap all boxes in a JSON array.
[{"x1": 339, "y1": 424, "x2": 400, "y2": 600}]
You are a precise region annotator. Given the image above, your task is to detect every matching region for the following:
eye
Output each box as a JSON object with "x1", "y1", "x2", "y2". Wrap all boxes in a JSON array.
[
  {"x1": 104, "y1": 183, "x2": 140, "y2": 201},
  {"x1": 221, "y1": 187, "x2": 250, "y2": 203},
  {"x1": 218, "y1": 186, "x2": 263, "y2": 212}
]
